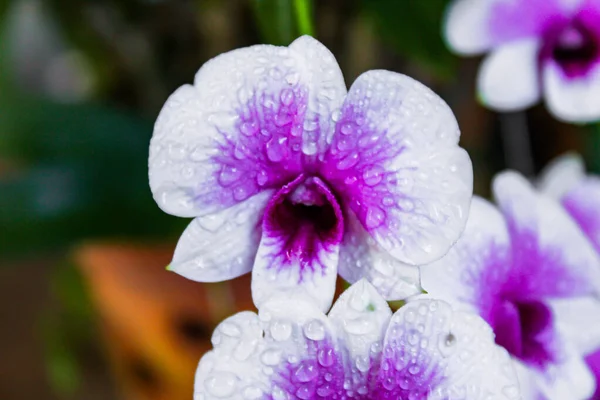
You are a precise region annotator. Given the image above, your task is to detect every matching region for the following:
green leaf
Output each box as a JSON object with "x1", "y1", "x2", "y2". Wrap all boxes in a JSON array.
[{"x1": 362, "y1": 0, "x2": 457, "y2": 78}]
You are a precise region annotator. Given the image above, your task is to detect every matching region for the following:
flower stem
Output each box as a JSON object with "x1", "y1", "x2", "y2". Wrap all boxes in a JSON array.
[
  {"x1": 293, "y1": 0, "x2": 314, "y2": 37},
  {"x1": 500, "y1": 111, "x2": 535, "y2": 177}
]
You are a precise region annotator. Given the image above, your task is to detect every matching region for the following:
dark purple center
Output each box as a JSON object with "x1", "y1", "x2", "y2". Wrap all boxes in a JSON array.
[
  {"x1": 491, "y1": 298, "x2": 555, "y2": 369},
  {"x1": 541, "y1": 19, "x2": 600, "y2": 78},
  {"x1": 263, "y1": 174, "x2": 344, "y2": 276}
]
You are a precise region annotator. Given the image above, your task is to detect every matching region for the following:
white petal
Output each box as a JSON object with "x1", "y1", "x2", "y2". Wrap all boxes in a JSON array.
[
  {"x1": 561, "y1": 177, "x2": 600, "y2": 253},
  {"x1": 551, "y1": 297, "x2": 600, "y2": 355},
  {"x1": 338, "y1": 211, "x2": 422, "y2": 301},
  {"x1": 444, "y1": 0, "x2": 496, "y2": 54},
  {"x1": 421, "y1": 196, "x2": 511, "y2": 317},
  {"x1": 537, "y1": 152, "x2": 586, "y2": 199},
  {"x1": 169, "y1": 191, "x2": 272, "y2": 282},
  {"x1": 376, "y1": 298, "x2": 520, "y2": 399},
  {"x1": 543, "y1": 62, "x2": 600, "y2": 123},
  {"x1": 328, "y1": 280, "x2": 391, "y2": 372},
  {"x1": 149, "y1": 36, "x2": 346, "y2": 218},
  {"x1": 533, "y1": 342, "x2": 595, "y2": 400},
  {"x1": 323, "y1": 70, "x2": 473, "y2": 266},
  {"x1": 478, "y1": 38, "x2": 541, "y2": 111},
  {"x1": 494, "y1": 171, "x2": 600, "y2": 298}
]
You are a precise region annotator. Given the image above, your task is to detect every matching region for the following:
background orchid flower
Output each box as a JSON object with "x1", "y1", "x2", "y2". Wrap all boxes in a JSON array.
[
  {"x1": 148, "y1": 35, "x2": 473, "y2": 311},
  {"x1": 193, "y1": 280, "x2": 519, "y2": 400},
  {"x1": 538, "y1": 153, "x2": 600, "y2": 399},
  {"x1": 445, "y1": 0, "x2": 600, "y2": 122},
  {"x1": 421, "y1": 171, "x2": 600, "y2": 399}
]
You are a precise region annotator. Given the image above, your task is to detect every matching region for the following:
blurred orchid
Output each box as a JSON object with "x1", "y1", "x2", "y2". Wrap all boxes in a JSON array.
[
  {"x1": 148, "y1": 35, "x2": 473, "y2": 311},
  {"x1": 193, "y1": 280, "x2": 519, "y2": 400},
  {"x1": 421, "y1": 172, "x2": 600, "y2": 399},
  {"x1": 539, "y1": 153, "x2": 600, "y2": 399},
  {"x1": 445, "y1": 0, "x2": 600, "y2": 122}
]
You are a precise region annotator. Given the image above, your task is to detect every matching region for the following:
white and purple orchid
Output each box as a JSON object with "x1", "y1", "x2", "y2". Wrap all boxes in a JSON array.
[
  {"x1": 193, "y1": 280, "x2": 519, "y2": 400},
  {"x1": 445, "y1": 0, "x2": 600, "y2": 122},
  {"x1": 148, "y1": 35, "x2": 473, "y2": 311},
  {"x1": 538, "y1": 153, "x2": 600, "y2": 399},
  {"x1": 421, "y1": 171, "x2": 600, "y2": 399}
]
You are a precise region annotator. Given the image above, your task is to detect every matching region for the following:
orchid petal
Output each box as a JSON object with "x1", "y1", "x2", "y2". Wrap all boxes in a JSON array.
[
  {"x1": 338, "y1": 211, "x2": 422, "y2": 301},
  {"x1": 328, "y1": 279, "x2": 391, "y2": 374},
  {"x1": 323, "y1": 70, "x2": 473, "y2": 266},
  {"x1": 375, "y1": 298, "x2": 519, "y2": 399},
  {"x1": 543, "y1": 62, "x2": 600, "y2": 122},
  {"x1": 169, "y1": 191, "x2": 272, "y2": 282},
  {"x1": 251, "y1": 175, "x2": 343, "y2": 312},
  {"x1": 585, "y1": 349, "x2": 600, "y2": 400},
  {"x1": 149, "y1": 36, "x2": 346, "y2": 218},
  {"x1": 561, "y1": 177, "x2": 600, "y2": 254},
  {"x1": 445, "y1": 0, "x2": 565, "y2": 55},
  {"x1": 494, "y1": 171, "x2": 600, "y2": 298},
  {"x1": 421, "y1": 196, "x2": 511, "y2": 321},
  {"x1": 532, "y1": 342, "x2": 595, "y2": 400},
  {"x1": 551, "y1": 297, "x2": 600, "y2": 355},
  {"x1": 538, "y1": 152, "x2": 586, "y2": 199},
  {"x1": 478, "y1": 39, "x2": 541, "y2": 111}
]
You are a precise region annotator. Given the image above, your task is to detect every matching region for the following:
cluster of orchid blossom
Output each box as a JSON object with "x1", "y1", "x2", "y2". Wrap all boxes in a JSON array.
[{"x1": 148, "y1": 32, "x2": 600, "y2": 400}]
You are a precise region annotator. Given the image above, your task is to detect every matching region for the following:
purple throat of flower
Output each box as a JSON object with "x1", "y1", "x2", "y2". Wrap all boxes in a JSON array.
[
  {"x1": 262, "y1": 174, "x2": 345, "y2": 277},
  {"x1": 490, "y1": 297, "x2": 556, "y2": 369},
  {"x1": 540, "y1": 15, "x2": 600, "y2": 78}
]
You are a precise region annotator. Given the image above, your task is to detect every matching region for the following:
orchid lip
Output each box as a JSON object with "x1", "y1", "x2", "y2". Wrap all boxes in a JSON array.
[
  {"x1": 541, "y1": 19, "x2": 600, "y2": 78},
  {"x1": 262, "y1": 174, "x2": 344, "y2": 278}
]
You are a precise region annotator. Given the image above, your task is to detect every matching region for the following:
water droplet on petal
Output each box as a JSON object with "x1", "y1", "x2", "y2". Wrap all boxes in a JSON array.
[
  {"x1": 261, "y1": 348, "x2": 282, "y2": 366},
  {"x1": 243, "y1": 386, "x2": 263, "y2": 400},
  {"x1": 256, "y1": 170, "x2": 269, "y2": 186},
  {"x1": 280, "y1": 89, "x2": 294, "y2": 106},
  {"x1": 219, "y1": 166, "x2": 242, "y2": 186},
  {"x1": 270, "y1": 321, "x2": 292, "y2": 341},
  {"x1": 340, "y1": 122, "x2": 353, "y2": 135},
  {"x1": 240, "y1": 121, "x2": 258, "y2": 136},
  {"x1": 317, "y1": 348, "x2": 335, "y2": 367},
  {"x1": 365, "y1": 206, "x2": 385, "y2": 229},
  {"x1": 233, "y1": 186, "x2": 250, "y2": 201},
  {"x1": 294, "y1": 360, "x2": 318, "y2": 382},
  {"x1": 266, "y1": 137, "x2": 288, "y2": 162},
  {"x1": 205, "y1": 372, "x2": 237, "y2": 397},
  {"x1": 363, "y1": 165, "x2": 384, "y2": 186},
  {"x1": 336, "y1": 153, "x2": 359, "y2": 170},
  {"x1": 303, "y1": 319, "x2": 326, "y2": 341}
]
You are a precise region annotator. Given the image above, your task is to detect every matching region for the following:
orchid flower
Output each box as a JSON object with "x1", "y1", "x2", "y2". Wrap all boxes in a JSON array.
[
  {"x1": 148, "y1": 35, "x2": 473, "y2": 311},
  {"x1": 538, "y1": 153, "x2": 600, "y2": 399},
  {"x1": 421, "y1": 171, "x2": 600, "y2": 399},
  {"x1": 193, "y1": 280, "x2": 519, "y2": 400},
  {"x1": 445, "y1": 0, "x2": 600, "y2": 122}
]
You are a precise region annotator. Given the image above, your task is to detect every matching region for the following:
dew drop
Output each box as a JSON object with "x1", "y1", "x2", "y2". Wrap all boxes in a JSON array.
[
  {"x1": 266, "y1": 137, "x2": 288, "y2": 162},
  {"x1": 295, "y1": 384, "x2": 313, "y2": 400},
  {"x1": 336, "y1": 153, "x2": 359, "y2": 170},
  {"x1": 240, "y1": 121, "x2": 258, "y2": 136},
  {"x1": 256, "y1": 170, "x2": 269, "y2": 186},
  {"x1": 317, "y1": 348, "x2": 335, "y2": 367},
  {"x1": 303, "y1": 319, "x2": 326, "y2": 341},
  {"x1": 344, "y1": 175, "x2": 357, "y2": 185},
  {"x1": 317, "y1": 384, "x2": 333, "y2": 397},
  {"x1": 294, "y1": 360, "x2": 318, "y2": 382},
  {"x1": 270, "y1": 321, "x2": 292, "y2": 341},
  {"x1": 280, "y1": 89, "x2": 294, "y2": 106},
  {"x1": 340, "y1": 122, "x2": 354, "y2": 135},
  {"x1": 261, "y1": 348, "x2": 282, "y2": 366},
  {"x1": 243, "y1": 386, "x2": 263, "y2": 400},
  {"x1": 233, "y1": 186, "x2": 250, "y2": 201},
  {"x1": 365, "y1": 206, "x2": 385, "y2": 229},
  {"x1": 363, "y1": 165, "x2": 384, "y2": 186},
  {"x1": 204, "y1": 372, "x2": 237, "y2": 397},
  {"x1": 219, "y1": 166, "x2": 242, "y2": 186},
  {"x1": 355, "y1": 355, "x2": 370, "y2": 372}
]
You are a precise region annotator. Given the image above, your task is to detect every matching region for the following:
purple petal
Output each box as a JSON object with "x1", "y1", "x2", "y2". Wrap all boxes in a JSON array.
[
  {"x1": 585, "y1": 349, "x2": 600, "y2": 399},
  {"x1": 563, "y1": 177, "x2": 600, "y2": 253},
  {"x1": 494, "y1": 172, "x2": 600, "y2": 299},
  {"x1": 149, "y1": 37, "x2": 346, "y2": 218},
  {"x1": 321, "y1": 70, "x2": 472, "y2": 265}
]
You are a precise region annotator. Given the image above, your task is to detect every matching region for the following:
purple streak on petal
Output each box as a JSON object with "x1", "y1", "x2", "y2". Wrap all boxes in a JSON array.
[
  {"x1": 585, "y1": 348, "x2": 600, "y2": 399},
  {"x1": 200, "y1": 85, "x2": 309, "y2": 208},
  {"x1": 268, "y1": 339, "x2": 348, "y2": 399},
  {"x1": 563, "y1": 178, "x2": 600, "y2": 254},
  {"x1": 321, "y1": 101, "x2": 406, "y2": 238},
  {"x1": 261, "y1": 174, "x2": 344, "y2": 281},
  {"x1": 490, "y1": 299, "x2": 557, "y2": 370},
  {"x1": 505, "y1": 220, "x2": 594, "y2": 298},
  {"x1": 488, "y1": 0, "x2": 566, "y2": 45},
  {"x1": 373, "y1": 330, "x2": 444, "y2": 400}
]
